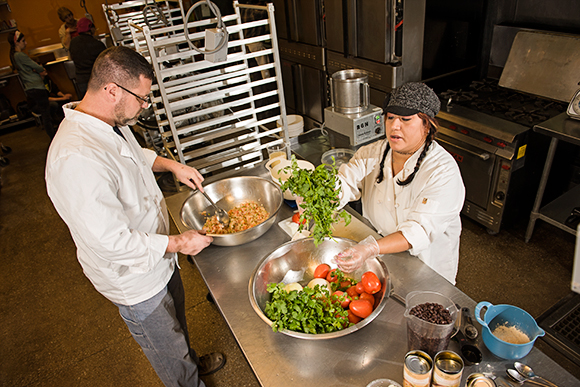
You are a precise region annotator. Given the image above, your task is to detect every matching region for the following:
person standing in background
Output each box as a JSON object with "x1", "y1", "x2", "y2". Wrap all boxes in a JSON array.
[
  {"x1": 7, "y1": 30, "x2": 54, "y2": 138},
  {"x1": 69, "y1": 18, "x2": 106, "y2": 99},
  {"x1": 57, "y1": 7, "x2": 78, "y2": 50}
]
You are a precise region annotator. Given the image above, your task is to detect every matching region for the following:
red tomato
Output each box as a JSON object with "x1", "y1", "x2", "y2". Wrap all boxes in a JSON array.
[
  {"x1": 361, "y1": 271, "x2": 381, "y2": 294},
  {"x1": 346, "y1": 286, "x2": 359, "y2": 299},
  {"x1": 291, "y1": 213, "x2": 306, "y2": 224},
  {"x1": 359, "y1": 292, "x2": 375, "y2": 305},
  {"x1": 355, "y1": 282, "x2": 365, "y2": 294},
  {"x1": 332, "y1": 290, "x2": 351, "y2": 309},
  {"x1": 326, "y1": 269, "x2": 339, "y2": 283},
  {"x1": 349, "y1": 299, "x2": 373, "y2": 318},
  {"x1": 347, "y1": 310, "x2": 361, "y2": 324},
  {"x1": 339, "y1": 280, "x2": 352, "y2": 289},
  {"x1": 313, "y1": 264, "x2": 330, "y2": 279}
]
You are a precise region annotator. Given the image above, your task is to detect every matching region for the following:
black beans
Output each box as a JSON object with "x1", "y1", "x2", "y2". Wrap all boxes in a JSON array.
[
  {"x1": 407, "y1": 302, "x2": 454, "y2": 357},
  {"x1": 409, "y1": 302, "x2": 453, "y2": 324}
]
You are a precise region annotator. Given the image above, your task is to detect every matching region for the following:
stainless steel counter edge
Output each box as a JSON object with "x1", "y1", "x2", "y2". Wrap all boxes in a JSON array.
[
  {"x1": 533, "y1": 113, "x2": 580, "y2": 146},
  {"x1": 165, "y1": 161, "x2": 579, "y2": 387}
]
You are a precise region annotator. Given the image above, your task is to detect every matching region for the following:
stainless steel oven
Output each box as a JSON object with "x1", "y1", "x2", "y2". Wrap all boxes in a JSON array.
[
  {"x1": 432, "y1": 28, "x2": 575, "y2": 234},
  {"x1": 436, "y1": 101, "x2": 533, "y2": 234}
]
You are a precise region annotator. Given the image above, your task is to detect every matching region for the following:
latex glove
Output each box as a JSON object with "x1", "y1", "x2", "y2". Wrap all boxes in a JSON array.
[{"x1": 333, "y1": 235, "x2": 380, "y2": 273}]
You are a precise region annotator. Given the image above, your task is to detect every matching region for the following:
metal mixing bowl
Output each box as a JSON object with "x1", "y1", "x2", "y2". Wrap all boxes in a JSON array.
[
  {"x1": 249, "y1": 237, "x2": 391, "y2": 339},
  {"x1": 180, "y1": 176, "x2": 283, "y2": 246}
]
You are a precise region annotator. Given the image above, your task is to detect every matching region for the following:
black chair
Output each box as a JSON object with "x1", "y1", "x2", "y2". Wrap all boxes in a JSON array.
[{"x1": 63, "y1": 60, "x2": 82, "y2": 101}]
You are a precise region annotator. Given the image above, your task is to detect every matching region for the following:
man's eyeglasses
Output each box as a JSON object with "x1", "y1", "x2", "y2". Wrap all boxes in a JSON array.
[{"x1": 113, "y1": 83, "x2": 151, "y2": 108}]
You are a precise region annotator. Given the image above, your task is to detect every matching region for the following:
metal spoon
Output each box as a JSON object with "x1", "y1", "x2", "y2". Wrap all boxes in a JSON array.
[
  {"x1": 192, "y1": 180, "x2": 230, "y2": 227},
  {"x1": 506, "y1": 369, "x2": 548, "y2": 387},
  {"x1": 462, "y1": 307, "x2": 479, "y2": 340},
  {"x1": 514, "y1": 362, "x2": 559, "y2": 387}
]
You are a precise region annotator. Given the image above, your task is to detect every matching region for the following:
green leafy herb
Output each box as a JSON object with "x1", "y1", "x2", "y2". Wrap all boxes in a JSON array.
[
  {"x1": 264, "y1": 282, "x2": 350, "y2": 334},
  {"x1": 280, "y1": 155, "x2": 351, "y2": 246},
  {"x1": 329, "y1": 268, "x2": 356, "y2": 291}
]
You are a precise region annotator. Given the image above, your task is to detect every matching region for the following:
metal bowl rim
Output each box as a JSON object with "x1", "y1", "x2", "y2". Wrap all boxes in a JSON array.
[
  {"x1": 179, "y1": 176, "x2": 283, "y2": 238},
  {"x1": 248, "y1": 236, "x2": 392, "y2": 340}
]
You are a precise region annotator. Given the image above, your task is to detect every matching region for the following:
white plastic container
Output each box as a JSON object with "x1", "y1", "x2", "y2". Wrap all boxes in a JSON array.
[{"x1": 277, "y1": 115, "x2": 304, "y2": 138}]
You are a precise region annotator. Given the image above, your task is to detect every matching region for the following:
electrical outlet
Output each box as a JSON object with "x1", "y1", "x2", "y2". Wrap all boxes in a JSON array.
[{"x1": 204, "y1": 28, "x2": 228, "y2": 63}]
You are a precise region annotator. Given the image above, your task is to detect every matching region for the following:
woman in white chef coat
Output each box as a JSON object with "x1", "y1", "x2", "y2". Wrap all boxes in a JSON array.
[{"x1": 334, "y1": 82, "x2": 465, "y2": 284}]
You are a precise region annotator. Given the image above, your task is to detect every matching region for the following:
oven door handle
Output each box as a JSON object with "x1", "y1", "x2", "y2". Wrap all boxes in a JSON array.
[{"x1": 437, "y1": 137, "x2": 491, "y2": 161}]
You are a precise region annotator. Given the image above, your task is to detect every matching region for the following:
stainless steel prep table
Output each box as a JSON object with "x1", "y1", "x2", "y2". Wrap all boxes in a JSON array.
[
  {"x1": 165, "y1": 161, "x2": 579, "y2": 386},
  {"x1": 525, "y1": 113, "x2": 580, "y2": 242}
]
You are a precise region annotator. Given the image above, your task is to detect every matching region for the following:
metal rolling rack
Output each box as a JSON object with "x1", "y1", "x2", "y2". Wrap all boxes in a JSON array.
[
  {"x1": 130, "y1": 1, "x2": 289, "y2": 184},
  {"x1": 102, "y1": 0, "x2": 185, "y2": 48}
]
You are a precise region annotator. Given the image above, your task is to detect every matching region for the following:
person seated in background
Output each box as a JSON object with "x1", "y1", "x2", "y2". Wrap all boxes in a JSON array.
[
  {"x1": 44, "y1": 75, "x2": 72, "y2": 127},
  {"x1": 69, "y1": 18, "x2": 106, "y2": 99},
  {"x1": 57, "y1": 7, "x2": 78, "y2": 50},
  {"x1": 7, "y1": 30, "x2": 54, "y2": 139}
]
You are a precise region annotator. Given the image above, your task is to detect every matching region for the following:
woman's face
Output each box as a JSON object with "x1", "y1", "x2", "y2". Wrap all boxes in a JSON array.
[
  {"x1": 16, "y1": 37, "x2": 26, "y2": 50},
  {"x1": 385, "y1": 113, "x2": 428, "y2": 154},
  {"x1": 63, "y1": 12, "x2": 75, "y2": 26}
]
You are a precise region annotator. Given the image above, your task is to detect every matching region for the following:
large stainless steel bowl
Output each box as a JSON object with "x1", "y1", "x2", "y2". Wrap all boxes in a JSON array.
[
  {"x1": 180, "y1": 176, "x2": 283, "y2": 246},
  {"x1": 249, "y1": 237, "x2": 391, "y2": 339}
]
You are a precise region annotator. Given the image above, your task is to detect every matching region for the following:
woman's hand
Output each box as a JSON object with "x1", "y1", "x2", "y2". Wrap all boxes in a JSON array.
[{"x1": 333, "y1": 235, "x2": 380, "y2": 273}]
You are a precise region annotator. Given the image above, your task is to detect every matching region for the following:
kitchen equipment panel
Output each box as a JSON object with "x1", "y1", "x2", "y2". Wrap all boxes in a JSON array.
[{"x1": 325, "y1": 106, "x2": 384, "y2": 147}]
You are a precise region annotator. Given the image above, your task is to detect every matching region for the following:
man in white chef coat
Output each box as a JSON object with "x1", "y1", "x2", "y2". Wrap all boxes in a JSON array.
[{"x1": 45, "y1": 46, "x2": 225, "y2": 386}]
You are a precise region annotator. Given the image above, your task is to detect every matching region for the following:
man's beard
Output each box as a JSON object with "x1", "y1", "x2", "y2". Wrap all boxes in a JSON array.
[{"x1": 114, "y1": 101, "x2": 142, "y2": 127}]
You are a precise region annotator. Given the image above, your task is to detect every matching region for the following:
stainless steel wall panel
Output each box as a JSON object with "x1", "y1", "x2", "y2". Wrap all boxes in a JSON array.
[
  {"x1": 272, "y1": 0, "x2": 324, "y2": 46},
  {"x1": 278, "y1": 38, "x2": 325, "y2": 70}
]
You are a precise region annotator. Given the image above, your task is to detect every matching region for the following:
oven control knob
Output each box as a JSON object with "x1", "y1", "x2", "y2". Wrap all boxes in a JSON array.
[
  {"x1": 495, "y1": 191, "x2": 505, "y2": 201},
  {"x1": 375, "y1": 127, "x2": 381, "y2": 134}
]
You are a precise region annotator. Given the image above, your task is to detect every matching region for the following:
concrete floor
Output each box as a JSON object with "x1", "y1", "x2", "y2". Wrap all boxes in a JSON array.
[{"x1": 1, "y1": 124, "x2": 579, "y2": 386}]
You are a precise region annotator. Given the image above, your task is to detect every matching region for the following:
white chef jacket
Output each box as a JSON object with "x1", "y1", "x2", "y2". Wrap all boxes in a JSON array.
[
  {"x1": 337, "y1": 139, "x2": 465, "y2": 284},
  {"x1": 45, "y1": 103, "x2": 175, "y2": 305}
]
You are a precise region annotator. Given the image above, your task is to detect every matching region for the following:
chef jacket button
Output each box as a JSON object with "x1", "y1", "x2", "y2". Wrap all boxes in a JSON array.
[
  {"x1": 377, "y1": 199, "x2": 382, "y2": 204},
  {"x1": 394, "y1": 203, "x2": 399, "y2": 208}
]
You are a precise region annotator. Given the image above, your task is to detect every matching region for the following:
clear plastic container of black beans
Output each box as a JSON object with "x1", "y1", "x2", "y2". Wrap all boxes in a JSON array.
[{"x1": 403, "y1": 291, "x2": 459, "y2": 358}]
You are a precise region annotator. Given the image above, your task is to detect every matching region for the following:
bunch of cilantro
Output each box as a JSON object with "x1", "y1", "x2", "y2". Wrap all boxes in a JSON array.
[
  {"x1": 280, "y1": 155, "x2": 351, "y2": 246},
  {"x1": 264, "y1": 283, "x2": 350, "y2": 334}
]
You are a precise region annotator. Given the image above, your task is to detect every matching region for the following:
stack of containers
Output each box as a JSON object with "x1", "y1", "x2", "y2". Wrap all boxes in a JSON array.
[{"x1": 277, "y1": 115, "x2": 304, "y2": 138}]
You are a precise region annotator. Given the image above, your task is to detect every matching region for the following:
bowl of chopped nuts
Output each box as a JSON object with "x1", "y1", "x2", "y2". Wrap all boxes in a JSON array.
[{"x1": 180, "y1": 176, "x2": 283, "y2": 246}]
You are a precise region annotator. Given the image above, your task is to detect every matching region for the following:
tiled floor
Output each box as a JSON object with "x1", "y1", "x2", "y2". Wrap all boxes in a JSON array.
[{"x1": 1, "y1": 124, "x2": 578, "y2": 386}]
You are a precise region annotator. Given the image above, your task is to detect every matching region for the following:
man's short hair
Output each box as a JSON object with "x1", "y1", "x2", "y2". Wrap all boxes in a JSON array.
[
  {"x1": 88, "y1": 46, "x2": 154, "y2": 91},
  {"x1": 57, "y1": 7, "x2": 73, "y2": 22}
]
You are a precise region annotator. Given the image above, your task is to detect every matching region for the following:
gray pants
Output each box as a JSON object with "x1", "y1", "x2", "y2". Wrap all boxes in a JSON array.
[{"x1": 115, "y1": 269, "x2": 205, "y2": 387}]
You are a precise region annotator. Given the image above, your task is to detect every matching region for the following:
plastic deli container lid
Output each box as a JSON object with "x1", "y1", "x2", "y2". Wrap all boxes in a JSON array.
[{"x1": 366, "y1": 379, "x2": 402, "y2": 387}]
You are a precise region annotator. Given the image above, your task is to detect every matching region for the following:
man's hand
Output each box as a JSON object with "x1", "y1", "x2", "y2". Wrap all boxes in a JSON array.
[
  {"x1": 167, "y1": 230, "x2": 213, "y2": 256},
  {"x1": 152, "y1": 157, "x2": 205, "y2": 192},
  {"x1": 172, "y1": 163, "x2": 204, "y2": 192}
]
